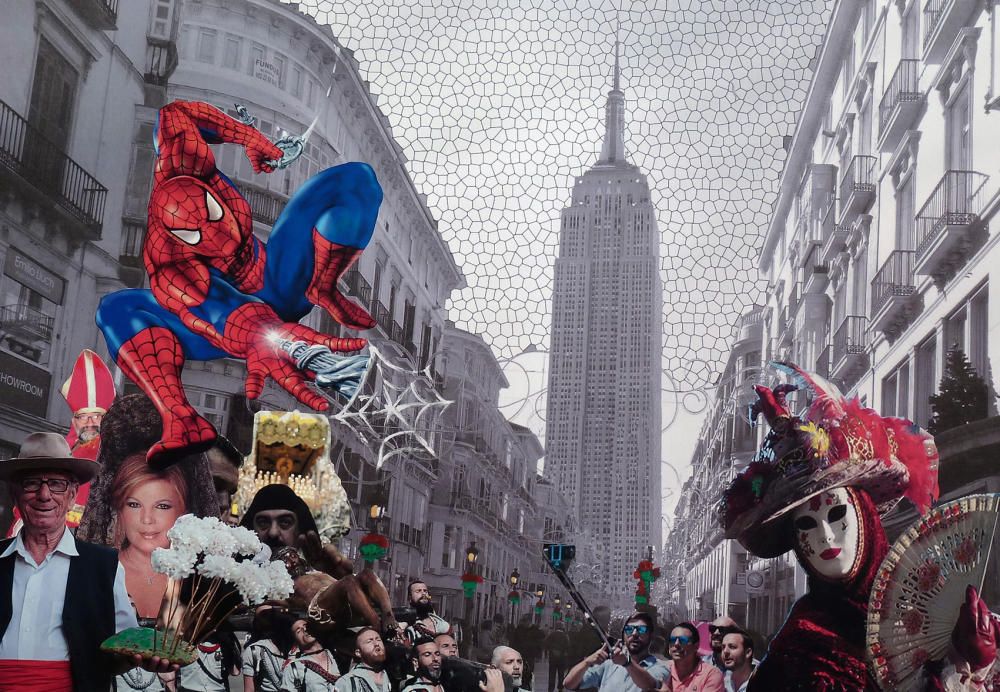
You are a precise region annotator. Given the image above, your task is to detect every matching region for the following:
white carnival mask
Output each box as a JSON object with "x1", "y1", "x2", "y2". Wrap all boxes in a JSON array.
[{"x1": 791, "y1": 487, "x2": 861, "y2": 580}]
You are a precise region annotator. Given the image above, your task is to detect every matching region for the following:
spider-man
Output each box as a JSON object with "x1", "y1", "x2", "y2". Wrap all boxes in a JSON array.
[{"x1": 97, "y1": 100, "x2": 380, "y2": 467}]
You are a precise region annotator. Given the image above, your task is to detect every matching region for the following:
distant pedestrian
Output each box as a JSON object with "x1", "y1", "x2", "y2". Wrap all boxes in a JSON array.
[{"x1": 544, "y1": 622, "x2": 571, "y2": 692}]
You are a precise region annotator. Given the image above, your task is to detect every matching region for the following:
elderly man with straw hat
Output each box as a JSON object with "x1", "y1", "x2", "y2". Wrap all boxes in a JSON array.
[{"x1": 0, "y1": 432, "x2": 174, "y2": 691}]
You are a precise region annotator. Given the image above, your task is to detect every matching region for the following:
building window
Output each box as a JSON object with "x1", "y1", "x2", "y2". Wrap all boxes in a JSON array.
[
  {"x1": 273, "y1": 53, "x2": 287, "y2": 89},
  {"x1": 441, "y1": 525, "x2": 457, "y2": 569},
  {"x1": 248, "y1": 44, "x2": 265, "y2": 77},
  {"x1": 895, "y1": 167, "x2": 916, "y2": 249},
  {"x1": 223, "y1": 36, "x2": 241, "y2": 70},
  {"x1": 149, "y1": 0, "x2": 176, "y2": 40},
  {"x1": 881, "y1": 358, "x2": 911, "y2": 419},
  {"x1": 291, "y1": 66, "x2": 303, "y2": 98},
  {"x1": 915, "y1": 334, "x2": 937, "y2": 429},
  {"x1": 196, "y1": 30, "x2": 217, "y2": 64},
  {"x1": 190, "y1": 389, "x2": 229, "y2": 431},
  {"x1": 946, "y1": 80, "x2": 973, "y2": 170}
]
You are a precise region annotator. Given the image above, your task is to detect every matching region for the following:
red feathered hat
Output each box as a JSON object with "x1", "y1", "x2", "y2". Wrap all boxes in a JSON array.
[
  {"x1": 719, "y1": 361, "x2": 940, "y2": 558},
  {"x1": 61, "y1": 350, "x2": 115, "y2": 415}
]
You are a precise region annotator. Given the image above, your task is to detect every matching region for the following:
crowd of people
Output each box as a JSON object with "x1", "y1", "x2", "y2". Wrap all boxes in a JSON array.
[{"x1": 0, "y1": 410, "x2": 759, "y2": 692}]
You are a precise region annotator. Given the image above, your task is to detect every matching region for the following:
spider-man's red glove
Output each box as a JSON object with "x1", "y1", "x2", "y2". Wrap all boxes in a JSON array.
[
  {"x1": 953, "y1": 585, "x2": 999, "y2": 672},
  {"x1": 245, "y1": 138, "x2": 284, "y2": 174},
  {"x1": 222, "y1": 303, "x2": 365, "y2": 410}
]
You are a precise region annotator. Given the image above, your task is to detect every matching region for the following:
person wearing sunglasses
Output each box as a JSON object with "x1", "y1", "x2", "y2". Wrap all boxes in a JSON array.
[
  {"x1": 702, "y1": 617, "x2": 739, "y2": 672},
  {"x1": 664, "y1": 623, "x2": 724, "y2": 692},
  {"x1": 562, "y1": 612, "x2": 669, "y2": 691}
]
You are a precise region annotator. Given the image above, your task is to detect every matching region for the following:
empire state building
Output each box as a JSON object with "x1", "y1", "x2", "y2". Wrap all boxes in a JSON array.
[{"x1": 545, "y1": 41, "x2": 662, "y2": 601}]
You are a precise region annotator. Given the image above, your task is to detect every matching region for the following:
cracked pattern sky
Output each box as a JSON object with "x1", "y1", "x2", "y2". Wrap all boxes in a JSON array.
[{"x1": 299, "y1": 0, "x2": 831, "y2": 393}]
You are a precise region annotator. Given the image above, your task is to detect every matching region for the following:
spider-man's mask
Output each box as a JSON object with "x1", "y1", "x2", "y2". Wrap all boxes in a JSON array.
[{"x1": 153, "y1": 176, "x2": 243, "y2": 259}]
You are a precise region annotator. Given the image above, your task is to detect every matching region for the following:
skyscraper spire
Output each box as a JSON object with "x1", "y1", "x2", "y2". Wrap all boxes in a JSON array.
[{"x1": 598, "y1": 24, "x2": 626, "y2": 166}]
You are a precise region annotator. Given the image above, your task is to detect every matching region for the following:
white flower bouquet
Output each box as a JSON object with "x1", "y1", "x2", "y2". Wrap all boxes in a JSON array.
[{"x1": 101, "y1": 514, "x2": 293, "y2": 664}]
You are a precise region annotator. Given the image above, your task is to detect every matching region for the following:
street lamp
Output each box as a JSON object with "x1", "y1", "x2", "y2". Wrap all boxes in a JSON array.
[
  {"x1": 466, "y1": 543, "x2": 480, "y2": 566},
  {"x1": 508, "y1": 569, "x2": 521, "y2": 624},
  {"x1": 553, "y1": 595, "x2": 561, "y2": 624}
]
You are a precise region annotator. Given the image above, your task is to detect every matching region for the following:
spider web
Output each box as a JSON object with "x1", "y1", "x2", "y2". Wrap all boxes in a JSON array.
[{"x1": 318, "y1": 343, "x2": 452, "y2": 470}]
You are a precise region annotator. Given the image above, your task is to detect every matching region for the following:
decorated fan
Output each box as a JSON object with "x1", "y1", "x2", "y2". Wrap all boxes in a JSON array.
[{"x1": 867, "y1": 494, "x2": 1000, "y2": 689}]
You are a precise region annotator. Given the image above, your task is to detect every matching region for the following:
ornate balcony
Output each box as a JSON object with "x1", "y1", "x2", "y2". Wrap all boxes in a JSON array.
[
  {"x1": 70, "y1": 0, "x2": 118, "y2": 30},
  {"x1": 0, "y1": 99, "x2": 107, "y2": 240},
  {"x1": 878, "y1": 59, "x2": 923, "y2": 151},
  {"x1": 914, "y1": 170, "x2": 989, "y2": 280},
  {"x1": 145, "y1": 37, "x2": 178, "y2": 87},
  {"x1": 839, "y1": 155, "x2": 877, "y2": 222},
  {"x1": 802, "y1": 241, "x2": 829, "y2": 294},
  {"x1": 0, "y1": 304, "x2": 54, "y2": 343},
  {"x1": 820, "y1": 201, "x2": 850, "y2": 264},
  {"x1": 923, "y1": 0, "x2": 979, "y2": 63},
  {"x1": 870, "y1": 250, "x2": 918, "y2": 337},
  {"x1": 234, "y1": 181, "x2": 287, "y2": 227},
  {"x1": 831, "y1": 315, "x2": 869, "y2": 385},
  {"x1": 118, "y1": 216, "x2": 146, "y2": 288},
  {"x1": 373, "y1": 301, "x2": 392, "y2": 335}
]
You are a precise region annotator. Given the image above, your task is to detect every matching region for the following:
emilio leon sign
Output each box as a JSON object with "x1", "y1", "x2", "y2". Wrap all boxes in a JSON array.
[{"x1": 3, "y1": 248, "x2": 65, "y2": 305}]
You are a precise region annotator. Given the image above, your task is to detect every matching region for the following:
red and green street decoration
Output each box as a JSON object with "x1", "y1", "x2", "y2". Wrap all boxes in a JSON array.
[
  {"x1": 359, "y1": 533, "x2": 389, "y2": 564},
  {"x1": 461, "y1": 572, "x2": 484, "y2": 598},
  {"x1": 508, "y1": 589, "x2": 521, "y2": 605},
  {"x1": 534, "y1": 599, "x2": 544, "y2": 615},
  {"x1": 633, "y1": 559, "x2": 660, "y2": 605}
]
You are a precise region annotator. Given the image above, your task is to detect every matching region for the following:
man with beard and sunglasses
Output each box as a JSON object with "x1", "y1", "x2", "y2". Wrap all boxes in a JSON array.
[
  {"x1": 702, "y1": 617, "x2": 739, "y2": 672},
  {"x1": 563, "y1": 612, "x2": 670, "y2": 691}
]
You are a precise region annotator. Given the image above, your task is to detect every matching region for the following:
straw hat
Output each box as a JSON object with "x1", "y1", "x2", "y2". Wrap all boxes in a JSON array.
[{"x1": 0, "y1": 432, "x2": 98, "y2": 483}]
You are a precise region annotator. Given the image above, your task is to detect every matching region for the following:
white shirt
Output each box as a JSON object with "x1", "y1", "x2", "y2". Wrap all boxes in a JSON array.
[{"x1": 0, "y1": 528, "x2": 138, "y2": 660}]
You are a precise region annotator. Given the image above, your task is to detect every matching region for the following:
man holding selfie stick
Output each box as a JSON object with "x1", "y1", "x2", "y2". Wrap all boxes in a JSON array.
[{"x1": 562, "y1": 612, "x2": 669, "y2": 691}]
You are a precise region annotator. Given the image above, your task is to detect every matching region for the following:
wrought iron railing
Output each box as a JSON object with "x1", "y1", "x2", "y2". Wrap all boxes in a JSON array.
[
  {"x1": 838, "y1": 155, "x2": 877, "y2": 206},
  {"x1": 803, "y1": 241, "x2": 828, "y2": 279},
  {"x1": 119, "y1": 217, "x2": 146, "y2": 267},
  {"x1": 923, "y1": 0, "x2": 945, "y2": 51},
  {"x1": 234, "y1": 181, "x2": 286, "y2": 227},
  {"x1": 0, "y1": 304, "x2": 55, "y2": 341},
  {"x1": 145, "y1": 38, "x2": 178, "y2": 87},
  {"x1": 0, "y1": 99, "x2": 107, "y2": 233},
  {"x1": 373, "y1": 301, "x2": 392, "y2": 334},
  {"x1": 342, "y1": 265, "x2": 360, "y2": 294},
  {"x1": 832, "y1": 315, "x2": 868, "y2": 366},
  {"x1": 915, "y1": 170, "x2": 989, "y2": 259},
  {"x1": 879, "y1": 59, "x2": 921, "y2": 135},
  {"x1": 357, "y1": 275, "x2": 372, "y2": 309},
  {"x1": 871, "y1": 250, "x2": 916, "y2": 315},
  {"x1": 391, "y1": 321, "x2": 404, "y2": 345}
]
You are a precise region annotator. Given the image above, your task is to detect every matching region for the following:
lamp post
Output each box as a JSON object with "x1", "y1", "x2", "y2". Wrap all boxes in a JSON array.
[
  {"x1": 553, "y1": 595, "x2": 561, "y2": 625},
  {"x1": 358, "y1": 495, "x2": 390, "y2": 576},
  {"x1": 508, "y1": 568, "x2": 520, "y2": 625},
  {"x1": 462, "y1": 542, "x2": 482, "y2": 626},
  {"x1": 534, "y1": 586, "x2": 545, "y2": 624}
]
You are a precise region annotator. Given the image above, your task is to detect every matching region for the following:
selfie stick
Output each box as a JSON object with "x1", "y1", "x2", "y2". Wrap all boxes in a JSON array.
[{"x1": 543, "y1": 545, "x2": 616, "y2": 652}]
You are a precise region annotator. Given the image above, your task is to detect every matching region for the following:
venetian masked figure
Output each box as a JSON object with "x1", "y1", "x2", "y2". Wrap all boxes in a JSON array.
[
  {"x1": 719, "y1": 362, "x2": 939, "y2": 691},
  {"x1": 791, "y1": 487, "x2": 862, "y2": 581}
]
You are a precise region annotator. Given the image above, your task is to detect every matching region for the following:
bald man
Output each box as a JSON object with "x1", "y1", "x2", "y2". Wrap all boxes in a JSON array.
[{"x1": 703, "y1": 616, "x2": 740, "y2": 671}]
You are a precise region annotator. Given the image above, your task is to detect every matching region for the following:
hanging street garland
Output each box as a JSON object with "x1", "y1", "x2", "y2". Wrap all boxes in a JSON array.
[{"x1": 359, "y1": 533, "x2": 390, "y2": 564}]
